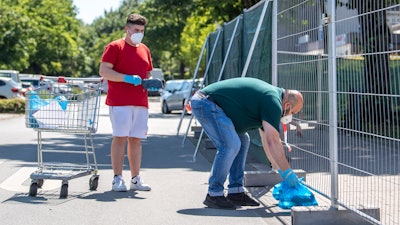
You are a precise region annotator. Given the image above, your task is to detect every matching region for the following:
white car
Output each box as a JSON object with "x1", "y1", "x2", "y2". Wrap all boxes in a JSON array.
[
  {"x1": 0, "y1": 70, "x2": 21, "y2": 83},
  {"x1": 0, "y1": 77, "x2": 24, "y2": 99},
  {"x1": 52, "y1": 83, "x2": 72, "y2": 94},
  {"x1": 20, "y1": 76, "x2": 54, "y2": 93}
]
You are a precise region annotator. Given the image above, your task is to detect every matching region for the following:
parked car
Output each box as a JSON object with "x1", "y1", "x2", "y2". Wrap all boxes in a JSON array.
[
  {"x1": 20, "y1": 76, "x2": 54, "y2": 93},
  {"x1": 52, "y1": 83, "x2": 72, "y2": 95},
  {"x1": 0, "y1": 70, "x2": 21, "y2": 84},
  {"x1": 0, "y1": 77, "x2": 24, "y2": 99},
  {"x1": 160, "y1": 78, "x2": 203, "y2": 114},
  {"x1": 20, "y1": 82, "x2": 33, "y2": 97}
]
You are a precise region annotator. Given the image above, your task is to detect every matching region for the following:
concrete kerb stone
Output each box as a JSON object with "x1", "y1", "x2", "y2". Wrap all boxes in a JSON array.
[
  {"x1": 0, "y1": 113, "x2": 23, "y2": 120},
  {"x1": 291, "y1": 206, "x2": 381, "y2": 225},
  {"x1": 244, "y1": 166, "x2": 307, "y2": 187}
]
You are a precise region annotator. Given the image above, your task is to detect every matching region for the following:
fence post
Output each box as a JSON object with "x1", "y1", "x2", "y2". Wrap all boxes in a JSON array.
[
  {"x1": 271, "y1": 0, "x2": 278, "y2": 86},
  {"x1": 188, "y1": 17, "x2": 242, "y2": 161},
  {"x1": 177, "y1": 29, "x2": 222, "y2": 136},
  {"x1": 327, "y1": 0, "x2": 339, "y2": 209},
  {"x1": 241, "y1": 0, "x2": 270, "y2": 77},
  {"x1": 176, "y1": 36, "x2": 208, "y2": 135}
]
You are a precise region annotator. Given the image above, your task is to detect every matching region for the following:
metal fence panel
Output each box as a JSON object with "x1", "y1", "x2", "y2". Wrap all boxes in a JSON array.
[
  {"x1": 277, "y1": 1, "x2": 400, "y2": 224},
  {"x1": 202, "y1": 0, "x2": 399, "y2": 224}
]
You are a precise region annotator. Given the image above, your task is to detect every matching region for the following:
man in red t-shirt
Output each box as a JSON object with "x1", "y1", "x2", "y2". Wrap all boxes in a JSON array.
[{"x1": 99, "y1": 13, "x2": 153, "y2": 192}]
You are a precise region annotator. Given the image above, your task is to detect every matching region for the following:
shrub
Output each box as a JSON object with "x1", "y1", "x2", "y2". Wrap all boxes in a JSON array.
[{"x1": 0, "y1": 98, "x2": 25, "y2": 113}]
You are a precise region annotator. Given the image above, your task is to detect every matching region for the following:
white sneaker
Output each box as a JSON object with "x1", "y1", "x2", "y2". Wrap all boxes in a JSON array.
[
  {"x1": 112, "y1": 175, "x2": 127, "y2": 192},
  {"x1": 130, "y1": 175, "x2": 151, "y2": 191}
]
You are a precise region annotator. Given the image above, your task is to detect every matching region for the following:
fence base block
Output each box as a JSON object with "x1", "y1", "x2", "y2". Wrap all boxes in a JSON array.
[
  {"x1": 291, "y1": 206, "x2": 380, "y2": 225},
  {"x1": 205, "y1": 139, "x2": 215, "y2": 149},
  {"x1": 191, "y1": 125, "x2": 202, "y2": 132},
  {"x1": 244, "y1": 167, "x2": 306, "y2": 187}
]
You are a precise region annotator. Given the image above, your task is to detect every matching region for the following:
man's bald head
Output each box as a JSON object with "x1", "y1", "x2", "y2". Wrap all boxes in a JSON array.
[{"x1": 283, "y1": 90, "x2": 303, "y2": 115}]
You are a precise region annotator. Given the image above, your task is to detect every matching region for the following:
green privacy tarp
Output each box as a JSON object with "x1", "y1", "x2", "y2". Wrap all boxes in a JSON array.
[
  {"x1": 206, "y1": 0, "x2": 272, "y2": 83},
  {"x1": 203, "y1": 0, "x2": 274, "y2": 164}
]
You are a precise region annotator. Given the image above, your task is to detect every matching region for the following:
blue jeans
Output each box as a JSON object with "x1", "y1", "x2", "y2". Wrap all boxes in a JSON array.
[{"x1": 191, "y1": 93, "x2": 250, "y2": 196}]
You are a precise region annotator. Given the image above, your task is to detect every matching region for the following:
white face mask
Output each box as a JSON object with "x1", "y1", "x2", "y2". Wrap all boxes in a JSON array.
[
  {"x1": 130, "y1": 32, "x2": 144, "y2": 45},
  {"x1": 280, "y1": 114, "x2": 293, "y2": 124},
  {"x1": 280, "y1": 104, "x2": 293, "y2": 124}
]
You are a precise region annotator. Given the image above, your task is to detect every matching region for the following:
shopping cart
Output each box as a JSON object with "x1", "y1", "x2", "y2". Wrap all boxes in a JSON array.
[{"x1": 25, "y1": 76, "x2": 102, "y2": 198}]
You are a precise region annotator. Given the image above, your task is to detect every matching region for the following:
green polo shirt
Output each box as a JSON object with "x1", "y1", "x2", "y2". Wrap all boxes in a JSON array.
[{"x1": 202, "y1": 77, "x2": 283, "y2": 134}]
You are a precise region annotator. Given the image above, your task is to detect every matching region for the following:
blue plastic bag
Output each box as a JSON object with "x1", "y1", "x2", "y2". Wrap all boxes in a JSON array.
[
  {"x1": 29, "y1": 91, "x2": 50, "y2": 111},
  {"x1": 28, "y1": 92, "x2": 49, "y2": 128},
  {"x1": 55, "y1": 95, "x2": 68, "y2": 110},
  {"x1": 272, "y1": 178, "x2": 318, "y2": 209}
]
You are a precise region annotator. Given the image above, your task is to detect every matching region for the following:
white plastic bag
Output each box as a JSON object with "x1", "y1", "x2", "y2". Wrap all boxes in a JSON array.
[{"x1": 32, "y1": 100, "x2": 67, "y2": 129}]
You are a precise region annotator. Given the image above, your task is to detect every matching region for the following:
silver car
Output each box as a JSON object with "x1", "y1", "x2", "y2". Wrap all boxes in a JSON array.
[{"x1": 160, "y1": 79, "x2": 202, "y2": 114}]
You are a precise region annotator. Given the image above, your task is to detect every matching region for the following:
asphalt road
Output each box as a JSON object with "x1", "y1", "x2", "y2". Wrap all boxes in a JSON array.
[{"x1": 0, "y1": 96, "x2": 289, "y2": 225}]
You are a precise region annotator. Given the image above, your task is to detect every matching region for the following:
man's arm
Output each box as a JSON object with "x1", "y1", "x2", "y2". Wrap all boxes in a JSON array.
[
  {"x1": 99, "y1": 62, "x2": 141, "y2": 85},
  {"x1": 259, "y1": 120, "x2": 291, "y2": 171},
  {"x1": 290, "y1": 120, "x2": 303, "y2": 137},
  {"x1": 259, "y1": 120, "x2": 299, "y2": 187},
  {"x1": 99, "y1": 62, "x2": 125, "y2": 82}
]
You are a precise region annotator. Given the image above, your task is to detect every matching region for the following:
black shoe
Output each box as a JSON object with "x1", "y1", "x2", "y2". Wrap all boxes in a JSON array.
[
  {"x1": 227, "y1": 192, "x2": 260, "y2": 206},
  {"x1": 203, "y1": 194, "x2": 236, "y2": 210}
]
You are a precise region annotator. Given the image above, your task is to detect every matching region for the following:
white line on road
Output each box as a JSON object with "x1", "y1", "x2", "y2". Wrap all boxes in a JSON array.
[{"x1": 0, "y1": 167, "x2": 59, "y2": 192}]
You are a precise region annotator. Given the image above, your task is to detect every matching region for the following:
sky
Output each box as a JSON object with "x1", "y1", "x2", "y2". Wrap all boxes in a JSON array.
[{"x1": 72, "y1": 0, "x2": 122, "y2": 24}]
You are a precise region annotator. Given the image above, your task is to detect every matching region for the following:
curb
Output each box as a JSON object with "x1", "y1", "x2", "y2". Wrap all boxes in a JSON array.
[{"x1": 0, "y1": 113, "x2": 23, "y2": 120}]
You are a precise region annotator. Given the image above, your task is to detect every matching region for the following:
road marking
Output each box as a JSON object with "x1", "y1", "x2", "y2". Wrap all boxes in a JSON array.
[{"x1": 0, "y1": 167, "x2": 59, "y2": 192}]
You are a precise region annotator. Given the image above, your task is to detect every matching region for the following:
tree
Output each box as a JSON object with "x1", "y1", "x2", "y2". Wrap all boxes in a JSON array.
[
  {"x1": 180, "y1": 15, "x2": 216, "y2": 77},
  {"x1": 0, "y1": 0, "x2": 35, "y2": 70},
  {"x1": 139, "y1": 0, "x2": 194, "y2": 78},
  {"x1": 179, "y1": 0, "x2": 262, "y2": 77},
  {"x1": 343, "y1": 0, "x2": 395, "y2": 126},
  {"x1": 24, "y1": 0, "x2": 83, "y2": 76},
  {"x1": 0, "y1": 0, "x2": 90, "y2": 76}
]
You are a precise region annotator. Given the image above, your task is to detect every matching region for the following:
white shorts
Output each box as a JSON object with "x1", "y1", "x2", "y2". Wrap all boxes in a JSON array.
[{"x1": 109, "y1": 106, "x2": 148, "y2": 138}]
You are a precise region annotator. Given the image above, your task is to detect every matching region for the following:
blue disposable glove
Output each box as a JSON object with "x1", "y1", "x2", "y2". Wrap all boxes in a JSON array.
[
  {"x1": 123, "y1": 75, "x2": 142, "y2": 86},
  {"x1": 278, "y1": 168, "x2": 299, "y2": 188}
]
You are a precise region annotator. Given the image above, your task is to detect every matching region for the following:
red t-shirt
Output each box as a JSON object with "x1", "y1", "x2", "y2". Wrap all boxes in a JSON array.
[{"x1": 101, "y1": 38, "x2": 153, "y2": 107}]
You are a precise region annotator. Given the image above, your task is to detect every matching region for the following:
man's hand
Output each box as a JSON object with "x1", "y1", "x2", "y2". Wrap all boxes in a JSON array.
[
  {"x1": 290, "y1": 121, "x2": 303, "y2": 137},
  {"x1": 123, "y1": 75, "x2": 142, "y2": 86},
  {"x1": 278, "y1": 168, "x2": 299, "y2": 188}
]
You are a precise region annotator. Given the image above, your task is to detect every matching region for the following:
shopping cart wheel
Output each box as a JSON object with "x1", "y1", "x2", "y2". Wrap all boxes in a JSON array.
[
  {"x1": 60, "y1": 182, "x2": 68, "y2": 198},
  {"x1": 37, "y1": 179, "x2": 44, "y2": 188},
  {"x1": 29, "y1": 183, "x2": 38, "y2": 197},
  {"x1": 89, "y1": 175, "x2": 99, "y2": 191}
]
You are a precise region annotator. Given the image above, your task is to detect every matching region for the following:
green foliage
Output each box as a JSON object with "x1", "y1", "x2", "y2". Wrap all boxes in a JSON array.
[
  {"x1": 0, "y1": 0, "x2": 262, "y2": 78},
  {"x1": 180, "y1": 15, "x2": 216, "y2": 75},
  {"x1": 0, "y1": 0, "x2": 34, "y2": 70},
  {"x1": 0, "y1": 99, "x2": 25, "y2": 113},
  {"x1": 0, "y1": 0, "x2": 87, "y2": 77}
]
